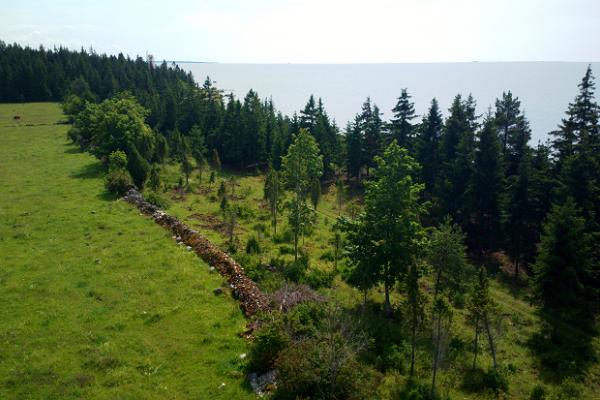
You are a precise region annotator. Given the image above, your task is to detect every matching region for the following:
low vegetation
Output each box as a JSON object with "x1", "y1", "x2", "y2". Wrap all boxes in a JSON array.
[{"x1": 0, "y1": 103, "x2": 254, "y2": 399}]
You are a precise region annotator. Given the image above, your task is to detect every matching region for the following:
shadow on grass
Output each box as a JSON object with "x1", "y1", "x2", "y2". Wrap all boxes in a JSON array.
[
  {"x1": 64, "y1": 147, "x2": 81, "y2": 154},
  {"x1": 71, "y1": 161, "x2": 105, "y2": 180},
  {"x1": 526, "y1": 317, "x2": 597, "y2": 383}
]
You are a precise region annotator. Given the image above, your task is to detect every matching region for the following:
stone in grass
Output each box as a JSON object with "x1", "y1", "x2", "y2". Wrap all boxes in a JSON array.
[
  {"x1": 213, "y1": 287, "x2": 223, "y2": 295},
  {"x1": 248, "y1": 370, "x2": 277, "y2": 395}
]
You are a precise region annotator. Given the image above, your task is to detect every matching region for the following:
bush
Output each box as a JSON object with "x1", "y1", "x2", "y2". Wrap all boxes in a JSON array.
[
  {"x1": 246, "y1": 236, "x2": 262, "y2": 254},
  {"x1": 392, "y1": 378, "x2": 439, "y2": 400},
  {"x1": 247, "y1": 322, "x2": 290, "y2": 374},
  {"x1": 274, "y1": 332, "x2": 378, "y2": 400},
  {"x1": 127, "y1": 147, "x2": 150, "y2": 188},
  {"x1": 144, "y1": 191, "x2": 171, "y2": 209},
  {"x1": 303, "y1": 268, "x2": 335, "y2": 289},
  {"x1": 551, "y1": 379, "x2": 583, "y2": 400},
  {"x1": 108, "y1": 150, "x2": 128, "y2": 171},
  {"x1": 105, "y1": 168, "x2": 132, "y2": 196},
  {"x1": 530, "y1": 384, "x2": 547, "y2": 400},
  {"x1": 283, "y1": 252, "x2": 310, "y2": 283},
  {"x1": 462, "y1": 367, "x2": 508, "y2": 395},
  {"x1": 273, "y1": 228, "x2": 294, "y2": 244}
]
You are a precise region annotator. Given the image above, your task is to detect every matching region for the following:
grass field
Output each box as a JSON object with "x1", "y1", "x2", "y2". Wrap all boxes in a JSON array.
[
  {"x1": 0, "y1": 103, "x2": 255, "y2": 399},
  {"x1": 1, "y1": 102, "x2": 598, "y2": 399}
]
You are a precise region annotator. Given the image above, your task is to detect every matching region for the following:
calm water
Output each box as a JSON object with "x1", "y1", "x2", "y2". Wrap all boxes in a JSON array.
[{"x1": 179, "y1": 62, "x2": 600, "y2": 143}]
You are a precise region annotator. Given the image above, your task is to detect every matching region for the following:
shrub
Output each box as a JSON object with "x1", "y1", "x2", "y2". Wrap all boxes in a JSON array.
[
  {"x1": 303, "y1": 268, "x2": 335, "y2": 289},
  {"x1": 530, "y1": 384, "x2": 547, "y2": 400},
  {"x1": 105, "y1": 168, "x2": 132, "y2": 196},
  {"x1": 246, "y1": 236, "x2": 262, "y2": 254},
  {"x1": 108, "y1": 150, "x2": 128, "y2": 171},
  {"x1": 551, "y1": 379, "x2": 583, "y2": 400},
  {"x1": 462, "y1": 367, "x2": 508, "y2": 395},
  {"x1": 127, "y1": 147, "x2": 149, "y2": 188},
  {"x1": 392, "y1": 378, "x2": 439, "y2": 400},
  {"x1": 275, "y1": 330, "x2": 378, "y2": 400},
  {"x1": 144, "y1": 191, "x2": 171, "y2": 209},
  {"x1": 247, "y1": 322, "x2": 290, "y2": 374}
]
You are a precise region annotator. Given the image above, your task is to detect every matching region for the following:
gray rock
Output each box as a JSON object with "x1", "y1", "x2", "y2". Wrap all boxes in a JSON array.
[
  {"x1": 248, "y1": 370, "x2": 277, "y2": 395},
  {"x1": 213, "y1": 287, "x2": 223, "y2": 295}
]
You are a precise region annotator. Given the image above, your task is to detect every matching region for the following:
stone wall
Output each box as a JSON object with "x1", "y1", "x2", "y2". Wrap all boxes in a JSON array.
[{"x1": 123, "y1": 189, "x2": 270, "y2": 316}]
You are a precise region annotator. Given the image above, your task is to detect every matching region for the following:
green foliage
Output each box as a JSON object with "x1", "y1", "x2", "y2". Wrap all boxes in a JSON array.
[
  {"x1": 461, "y1": 367, "x2": 508, "y2": 395},
  {"x1": 281, "y1": 129, "x2": 323, "y2": 259},
  {"x1": 530, "y1": 384, "x2": 548, "y2": 400},
  {"x1": 105, "y1": 168, "x2": 132, "y2": 196},
  {"x1": 245, "y1": 235, "x2": 261, "y2": 254},
  {"x1": 533, "y1": 198, "x2": 595, "y2": 330},
  {"x1": 127, "y1": 146, "x2": 150, "y2": 188},
  {"x1": 70, "y1": 93, "x2": 156, "y2": 161},
  {"x1": 144, "y1": 191, "x2": 171, "y2": 209},
  {"x1": 427, "y1": 216, "x2": 471, "y2": 300},
  {"x1": 107, "y1": 150, "x2": 128, "y2": 171},
  {"x1": 248, "y1": 322, "x2": 291, "y2": 374},
  {"x1": 344, "y1": 141, "x2": 426, "y2": 313},
  {"x1": 148, "y1": 164, "x2": 161, "y2": 191}
]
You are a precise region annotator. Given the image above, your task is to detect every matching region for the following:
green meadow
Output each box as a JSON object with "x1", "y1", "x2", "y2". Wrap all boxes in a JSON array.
[
  {"x1": 1, "y1": 103, "x2": 599, "y2": 399},
  {"x1": 0, "y1": 103, "x2": 254, "y2": 399}
]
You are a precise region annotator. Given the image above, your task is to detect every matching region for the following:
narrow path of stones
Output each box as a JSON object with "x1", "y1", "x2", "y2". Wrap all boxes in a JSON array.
[{"x1": 123, "y1": 189, "x2": 270, "y2": 317}]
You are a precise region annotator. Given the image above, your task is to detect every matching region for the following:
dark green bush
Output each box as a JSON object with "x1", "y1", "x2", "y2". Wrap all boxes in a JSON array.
[
  {"x1": 246, "y1": 236, "x2": 261, "y2": 254},
  {"x1": 144, "y1": 191, "x2": 171, "y2": 209},
  {"x1": 530, "y1": 384, "x2": 547, "y2": 400},
  {"x1": 105, "y1": 168, "x2": 132, "y2": 196},
  {"x1": 462, "y1": 367, "x2": 508, "y2": 395},
  {"x1": 392, "y1": 378, "x2": 439, "y2": 400},
  {"x1": 303, "y1": 268, "x2": 335, "y2": 289},
  {"x1": 247, "y1": 322, "x2": 290, "y2": 374}
]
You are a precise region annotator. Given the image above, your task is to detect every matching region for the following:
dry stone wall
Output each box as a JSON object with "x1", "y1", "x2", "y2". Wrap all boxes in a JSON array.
[{"x1": 123, "y1": 189, "x2": 270, "y2": 316}]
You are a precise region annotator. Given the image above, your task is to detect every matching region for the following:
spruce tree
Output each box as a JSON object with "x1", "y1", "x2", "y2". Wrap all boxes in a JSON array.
[
  {"x1": 345, "y1": 118, "x2": 363, "y2": 182},
  {"x1": 389, "y1": 88, "x2": 417, "y2": 150},
  {"x1": 470, "y1": 113, "x2": 503, "y2": 256},
  {"x1": 533, "y1": 198, "x2": 595, "y2": 337},
  {"x1": 415, "y1": 98, "x2": 443, "y2": 208}
]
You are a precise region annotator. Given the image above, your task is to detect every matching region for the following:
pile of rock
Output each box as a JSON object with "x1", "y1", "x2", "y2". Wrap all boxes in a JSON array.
[{"x1": 123, "y1": 189, "x2": 270, "y2": 316}]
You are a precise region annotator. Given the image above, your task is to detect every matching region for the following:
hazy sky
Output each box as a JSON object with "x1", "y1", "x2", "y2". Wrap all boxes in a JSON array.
[{"x1": 2, "y1": 0, "x2": 599, "y2": 63}]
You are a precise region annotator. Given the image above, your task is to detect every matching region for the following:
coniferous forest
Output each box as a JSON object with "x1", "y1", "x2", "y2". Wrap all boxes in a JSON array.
[{"x1": 2, "y1": 41, "x2": 600, "y2": 399}]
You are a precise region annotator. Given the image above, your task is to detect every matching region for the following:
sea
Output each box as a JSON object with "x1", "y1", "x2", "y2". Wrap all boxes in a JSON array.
[{"x1": 178, "y1": 62, "x2": 600, "y2": 143}]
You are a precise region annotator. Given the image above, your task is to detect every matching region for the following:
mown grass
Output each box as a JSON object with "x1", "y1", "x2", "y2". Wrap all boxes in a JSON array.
[
  {"x1": 157, "y1": 154, "x2": 600, "y2": 399},
  {"x1": 0, "y1": 103, "x2": 255, "y2": 399}
]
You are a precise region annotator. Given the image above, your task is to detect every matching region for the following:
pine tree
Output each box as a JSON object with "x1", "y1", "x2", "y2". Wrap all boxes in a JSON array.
[
  {"x1": 406, "y1": 262, "x2": 425, "y2": 376},
  {"x1": 466, "y1": 267, "x2": 499, "y2": 369},
  {"x1": 389, "y1": 88, "x2": 417, "y2": 150},
  {"x1": 345, "y1": 118, "x2": 363, "y2": 182},
  {"x1": 428, "y1": 216, "x2": 471, "y2": 300},
  {"x1": 264, "y1": 167, "x2": 280, "y2": 235},
  {"x1": 344, "y1": 141, "x2": 426, "y2": 316},
  {"x1": 470, "y1": 113, "x2": 503, "y2": 256},
  {"x1": 281, "y1": 129, "x2": 324, "y2": 260},
  {"x1": 415, "y1": 98, "x2": 444, "y2": 214},
  {"x1": 494, "y1": 91, "x2": 523, "y2": 158},
  {"x1": 300, "y1": 95, "x2": 318, "y2": 133},
  {"x1": 533, "y1": 198, "x2": 595, "y2": 337}
]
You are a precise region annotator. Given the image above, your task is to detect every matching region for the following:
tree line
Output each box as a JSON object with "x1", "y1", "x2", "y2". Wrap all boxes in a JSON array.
[{"x1": 3, "y1": 42, "x2": 599, "y2": 397}]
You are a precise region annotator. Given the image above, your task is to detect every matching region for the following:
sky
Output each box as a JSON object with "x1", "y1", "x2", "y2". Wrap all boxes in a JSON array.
[{"x1": 1, "y1": 0, "x2": 600, "y2": 63}]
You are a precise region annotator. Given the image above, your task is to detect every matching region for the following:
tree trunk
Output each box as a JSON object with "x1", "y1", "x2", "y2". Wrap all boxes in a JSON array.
[
  {"x1": 410, "y1": 312, "x2": 417, "y2": 376},
  {"x1": 484, "y1": 314, "x2": 497, "y2": 369},
  {"x1": 472, "y1": 319, "x2": 480, "y2": 370},
  {"x1": 384, "y1": 273, "x2": 392, "y2": 318},
  {"x1": 431, "y1": 313, "x2": 441, "y2": 398}
]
